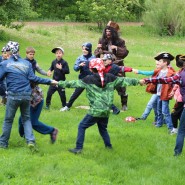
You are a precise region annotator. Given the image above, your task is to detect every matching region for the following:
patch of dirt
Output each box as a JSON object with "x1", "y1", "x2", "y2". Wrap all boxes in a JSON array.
[{"x1": 23, "y1": 22, "x2": 143, "y2": 27}]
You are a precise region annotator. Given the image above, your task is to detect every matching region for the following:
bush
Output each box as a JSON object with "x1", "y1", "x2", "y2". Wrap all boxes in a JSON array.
[{"x1": 143, "y1": 0, "x2": 185, "y2": 36}]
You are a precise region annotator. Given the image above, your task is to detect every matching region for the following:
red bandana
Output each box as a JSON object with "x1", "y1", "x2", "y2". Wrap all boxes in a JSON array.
[{"x1": 89, "y1": 58, "x2": 105, "y2": 87}]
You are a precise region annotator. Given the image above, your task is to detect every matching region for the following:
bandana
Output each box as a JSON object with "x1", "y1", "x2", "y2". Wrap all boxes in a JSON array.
[
  {"x1": 6, "y1": 41, "x2": 19, "y2": 60},
  {"x1": 1, "y1": 46, "x2": 6, "y2": 52},
  {"x1": 89, "y1": 58, "x2": 105, "y2": 87}
]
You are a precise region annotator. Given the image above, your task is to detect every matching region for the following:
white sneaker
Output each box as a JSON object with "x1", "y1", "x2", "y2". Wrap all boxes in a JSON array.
[
  {"x1": 60, "y1": 106, "x2": 70, "y2": 112},
  {"x1": 170, "y1": 128, "x2": 178, "y2": 135}
]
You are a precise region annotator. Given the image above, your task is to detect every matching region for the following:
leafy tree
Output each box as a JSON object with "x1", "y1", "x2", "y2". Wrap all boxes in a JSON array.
[
  {"x1": 76, "y1": 0, "x2": 143, "y2": 28},
  {"x1": 0, "y1": 0, "x2": 38, "y2": 27}
]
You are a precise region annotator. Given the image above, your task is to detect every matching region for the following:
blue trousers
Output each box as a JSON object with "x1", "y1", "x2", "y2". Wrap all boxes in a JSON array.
[
  {"x1": 75, "y1": 114, "x2": 112, "y2": 149},
  {"x1": 156, "y1": 96, "x2": 173, "y2": 130},
  {"x1": 174, "y1": 107, "x2": 185, "y2": 154},
  {"x1": 19, "y1": 100, "x2": 54, "y2": 136},
  {"x1": 0, "y1": 97, "x2": 35, "y2": 147}
]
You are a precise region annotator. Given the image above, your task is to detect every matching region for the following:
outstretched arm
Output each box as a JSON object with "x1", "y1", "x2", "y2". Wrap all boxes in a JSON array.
[{"x1": 144, "y1": 73, "x2": 181, "y2": 84}]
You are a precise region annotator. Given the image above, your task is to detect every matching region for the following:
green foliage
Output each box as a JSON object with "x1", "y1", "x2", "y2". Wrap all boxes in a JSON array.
[
  {"x1": 143, "y1": 0, "x2": 185, "y2": 36},
  {"x1": 77, "y1": 0, "x2": 143, "y2": 29},
  {"x1": 0, "y1": 0, "x2": 38, "y2": 27}
]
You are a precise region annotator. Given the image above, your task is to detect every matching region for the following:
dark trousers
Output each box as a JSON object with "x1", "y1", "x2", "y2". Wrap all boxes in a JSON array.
[
  {"x1": 115, "y1": 61, "x2": 128, "y2": 106},
  {"x1": 46, "y1": 85, "x2": 66, "y2": 107},
  {"x1": 75, "y1": 114, "x2": 112, "y2": 149},
  {"x1": 19, "y1": 100, "x2": 54, "y2": 136},
  {"x1": 171, "y1": 102, "x2": 184, "y2": 128},
  {"x1": 66, "y1": 87, "x2": 84, "y2": 108}
]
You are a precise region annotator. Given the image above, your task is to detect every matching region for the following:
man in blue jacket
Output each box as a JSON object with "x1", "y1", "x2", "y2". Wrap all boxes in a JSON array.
[{"x1": 0, "y1": 41, "x2": 57, "y2": 149}]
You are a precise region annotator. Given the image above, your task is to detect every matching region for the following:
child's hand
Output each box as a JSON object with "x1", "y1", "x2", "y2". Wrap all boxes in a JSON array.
[
  {"x1": 47, "y1": 70, "x2": 52, "y2": 76},
  {"x1": 168, "y1": 90, "x2": 174, "y2": 98},
  {"x1": 139, "y1": 79, "x2": 146, "y2": 86},
  {"x1": 47, "y1": 71, "x2": 52, "y2": 77},
  {"x1": 51, "y1": 80, "x2": 58, "y2": 86},
  {"x1": 56, "y1": 63, "x2": 62, "y2": 69},
  {"x1": 132, "y1": 69, "x2": 139, "y2": 74},
  {"x1": 79, "y1": 62, "x2": 85, "y2": 67}
]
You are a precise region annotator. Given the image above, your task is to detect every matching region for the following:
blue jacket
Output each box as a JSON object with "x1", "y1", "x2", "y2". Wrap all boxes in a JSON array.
[
  {"x1": 73, "y1": 54, "x2": 95, "y2": 79},
  {"x1": 0, "y1": 56, "x2": 52, "y2": 94}
]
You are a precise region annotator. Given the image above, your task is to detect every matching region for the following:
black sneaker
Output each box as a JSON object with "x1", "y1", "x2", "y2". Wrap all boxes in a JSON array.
[
  {"x1": 50, "y1": 128, "x2": 58, "y2": 144},
  {"x1": 174, "y1": 152, "x2": 181, "y2": 156},
  {"x1": 112, "y1": 107, "x2": 120, "y2": 115},
  {"x1": 68, "y1": 148, "x2": 82, "y2": 154},
  {"x1": 45, "y1": 105, "x2": 50, "y2": 110},
  {"x1": 135, "y1": 117, "x2": 144, "y2": 120}
]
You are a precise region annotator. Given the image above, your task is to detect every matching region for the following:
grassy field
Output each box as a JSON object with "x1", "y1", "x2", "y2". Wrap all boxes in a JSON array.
[{"x1": 0, "y1": 22, "x2": 185, "y2": 185}]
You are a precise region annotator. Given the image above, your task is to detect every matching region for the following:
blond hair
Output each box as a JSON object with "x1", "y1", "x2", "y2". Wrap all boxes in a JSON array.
[{"x1": 26, "y1": 47, "x2": 35, "y2": 54}]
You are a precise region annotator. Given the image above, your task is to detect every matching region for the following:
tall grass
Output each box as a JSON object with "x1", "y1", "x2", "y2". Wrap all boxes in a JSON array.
[{"x1": 0, "y1": 23, "x2": 185, "y2": 184}]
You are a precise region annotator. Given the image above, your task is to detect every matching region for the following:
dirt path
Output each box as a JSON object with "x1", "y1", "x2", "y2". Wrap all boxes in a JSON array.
[{"x1": 23, "y1": 21, "x2": 143, "y2": 27}]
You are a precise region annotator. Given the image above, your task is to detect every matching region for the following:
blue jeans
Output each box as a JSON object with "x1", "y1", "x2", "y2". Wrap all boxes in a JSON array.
[
  {"x1": 19, "y1": 100, "x2": 54, "y2": 136},
  {"x1": 156, "y1": 96, "x2": 173, "y2": 130},
  {"x1": 75, "y1": 114, "x2": 112, "y2": 149},
  {"x1": 174, "y1": 108, "x2": 185, "y2": 154},
  {"x1": 0, "y1": 96, "x2": 35, "y2": 147},
  {"x1": 142, "y1": 94, "x2": 158, "y2": 121}
]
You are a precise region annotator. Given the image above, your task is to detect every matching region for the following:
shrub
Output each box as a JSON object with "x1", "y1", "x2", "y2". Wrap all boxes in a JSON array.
[{"x1": 143, "y1": 0, "x2": 185, "y2": 36}]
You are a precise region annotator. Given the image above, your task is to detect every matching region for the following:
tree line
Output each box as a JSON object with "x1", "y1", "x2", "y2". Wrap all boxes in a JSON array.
[{"x1": 0, "y1": 0, "x2": 185, "y2": 36}]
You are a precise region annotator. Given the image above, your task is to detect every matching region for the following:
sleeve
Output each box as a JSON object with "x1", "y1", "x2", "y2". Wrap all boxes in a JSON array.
[
  {"x1": 36, "y1": 63, "x2": 47, "y2": 76},
  {"x1": 144, "y1": 73, "x2": 181, "y2": 84},
  {"x1": 94, "y1": 38, "x2": 103, "y2": 57},
  {"x1": 120, "y1": 66, "x2": 132, "y2": 73},
  {"x1": 61, "y1": 62, "x2": 70, "y2": 74},
  {"x1": 115, "y1": 39, "x2": 129, "y2": 59},
  {"x1": 114, "y1": 77, "x2": 139, "y2": 88},
  {"x1": 28, "y1": 63, "x2": 52, "y2": 84},
  {"x1": 58, "y1": 80, "x2": 86, "y2": 88},
  {"x1": 0, "y1": 62, "x2": 6, "y2": 80},
  {"x1": 48, "y1": 61, "x2": 54, "y2": 71},
  {"x1": 138, "y1": 70, "x2": 154, "y2": 76},
  {"x1": 73, "y1": 57, "x2": 81, "y2": 71}
]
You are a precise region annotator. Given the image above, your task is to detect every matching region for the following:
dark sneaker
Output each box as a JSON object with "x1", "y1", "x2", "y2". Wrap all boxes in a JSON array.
[
  {"x1": 0, "y1": 143, "x2": 8, "y2": 149},
  {"x1": 174, "y1": 152, "x2": 181, "y2": 156},
  {"x1": 68, "y1": 148, "x2": 82, "y2": 154},
  {"x1": 105, "y1": 146, "x2": 113, "y2": 149},
  {"x1": 45, "y1": 105, "x2": 50, "y2": 110},
  {"x1": 135, "y1": 117, "x2": 144, "y2": 121},
  {"x1": 122, "y1": 105, "x2": 128, "y2": 111},
  {"x1": 50, "y1": 128, "x2": 58, "y2": 144},
  {"x1": 112, "y1": 106, "x2": 120, "y2": 115}
]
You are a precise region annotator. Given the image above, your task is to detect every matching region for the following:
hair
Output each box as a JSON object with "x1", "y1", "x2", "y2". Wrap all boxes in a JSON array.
[
  {"x1": 101, "y1": 27, "x2": 120, "y2": 49},
  {"x1": 26, "y1": 47, "x2": 35, "y2": 54},
  {"x1": 91, "y1": 68, "x2": 98, "y2": 73},
  {"x1": 162, "y1": 59, "x2": 171, "y2": 66}
]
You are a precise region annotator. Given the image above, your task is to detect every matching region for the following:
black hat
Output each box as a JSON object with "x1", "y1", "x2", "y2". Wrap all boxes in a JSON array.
[
  {"x1": 51, "y1": 47, "x2": 64, "y2": 53},
  {"x1": 154, "y1": 52, "x2": 174, "y2": 61},
  {"x1": 82, "y1": 42, "x2": 92, "y2": 53},
  {"x1": 176, "y1": 54, "x2": 185, "y2": 68}
]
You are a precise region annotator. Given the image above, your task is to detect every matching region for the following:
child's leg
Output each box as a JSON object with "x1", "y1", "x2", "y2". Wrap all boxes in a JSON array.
[
  {"x1": 46, "y1": 85, "x2": 56, "y2": 106},
  {"x1": 66, "y1": 88, "x2": 84, "y2": 108},
  {"x1": 156, "y1": 96, "x2": 163, "y2": 127},
  {"x1": 75, "y1": 114, "x2": 97, "y2": 149},
  {"x1": 141, "y1": 94, "x2": 158, "y2": 120},
  {"x1": 58, "y1": 87, "x2": 66, "y2": 107},
  {"x1": 97, "y1": 117, "x2": 112, "y2": 148},
  {"x1": 162, "y1": 100, "x2": 173, "y2": 130},
  {"x1": 174, "y1": 108, "x2": 185, "y2": 155},
  {"x1": 30, "y1": 100, "x2": 54, "y2": 134}
]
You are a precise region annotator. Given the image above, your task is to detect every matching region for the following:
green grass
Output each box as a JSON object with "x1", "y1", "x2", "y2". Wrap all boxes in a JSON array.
[{"x1": 0, "y1": 22, "x2": 185, "y2": 185}]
